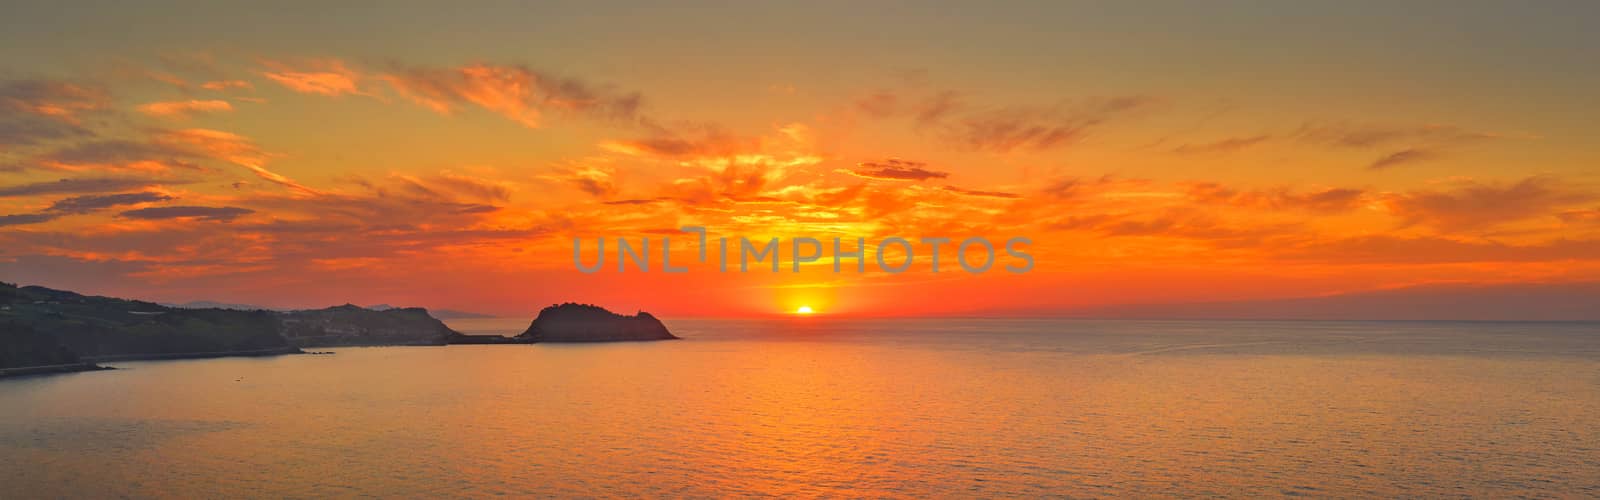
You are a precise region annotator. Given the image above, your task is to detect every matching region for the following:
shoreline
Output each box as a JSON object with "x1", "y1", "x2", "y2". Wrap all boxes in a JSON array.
[
  {"x1": 2, "y1": 346, "x2": 305, "y2": 379},
  {"x1": 0, "y1": 362, "x2": 113, "y2": 378}
]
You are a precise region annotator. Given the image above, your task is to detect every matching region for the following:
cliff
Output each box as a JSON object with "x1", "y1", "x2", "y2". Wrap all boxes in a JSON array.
[
  {"x1": 279, "y1": 304, "x2": 457, "y2": 347},
  {"x1": 515, "y1": 303, "x2": 678, "y2": 342},
  {"x1": 0, "y1": 282, "x2": 298, "y2": 373}
]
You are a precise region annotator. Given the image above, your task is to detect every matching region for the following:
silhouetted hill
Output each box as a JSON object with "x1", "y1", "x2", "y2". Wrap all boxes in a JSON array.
[
  {"x1": 515, "y1": 303, "x2": 677, "y2": 342},
  {"x1": 279, "y1": 304, "x2": 458, "y2": 347},
  {"x1": 1, "y1": 282, "x2": 298, "y2": 372}
]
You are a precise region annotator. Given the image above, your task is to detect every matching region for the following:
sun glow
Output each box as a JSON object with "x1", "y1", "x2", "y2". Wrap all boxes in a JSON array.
[{"x1": 796, "y1": 305, "x2": 815, "y2": 315}]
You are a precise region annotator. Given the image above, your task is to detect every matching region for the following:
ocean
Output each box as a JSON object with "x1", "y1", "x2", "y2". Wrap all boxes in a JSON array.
[{"x1": 2, "y1": 318, "x2": 1598, "y2": 497}]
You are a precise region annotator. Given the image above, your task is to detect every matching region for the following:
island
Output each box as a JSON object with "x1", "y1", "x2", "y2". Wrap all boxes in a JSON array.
[{"x1": 516, "y1": 303, "x2": 679, "y2": 342}]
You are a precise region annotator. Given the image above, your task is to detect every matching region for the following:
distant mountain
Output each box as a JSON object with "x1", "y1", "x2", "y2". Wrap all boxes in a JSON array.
[{"x1": 1061, "y1": 282, "x2": 1600, "y2": 321}]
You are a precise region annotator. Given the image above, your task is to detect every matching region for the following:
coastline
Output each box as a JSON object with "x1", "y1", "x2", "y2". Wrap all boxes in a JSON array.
[
  {"x1": 1, "y1": 346, "x2": 306, "y2": 379},
  {"x1": 0, "y1": 362, "x2": 113, "y2": 378}
]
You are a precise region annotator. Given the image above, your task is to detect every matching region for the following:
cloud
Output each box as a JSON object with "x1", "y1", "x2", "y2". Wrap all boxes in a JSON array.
[
  {"x1": 1367, "y1": 148, "x2": 1438, "y2": 170},
  {"x1": 0, "y1": 213, "x2": 60, "y2": 227},
  {"x1": 156, "y1": 128, "x2": 319, "y2": 195},
  {"x1": 48, "y1": 191, "x2": 174, "y2": 213},
  {"x1": 1039, "y1": 175, "x2": 1149, "y2": 201},
  {"x1": 1296, "y1": 122, "x2": 1499, "y2": 149},
  {"x1": 1171, "y1": 135, "x2": 1269, "y2": 155},
  {"x1": 381, "y1": 172, "x2": 513, "y2": 203},
  {"x1": 1273, "y1": 235, "x2": 1600, "y2": 265},
  {"x1": 1560, "y1": 208, "x2": 1600, "y2": 225},
  {"x1": 1184, "y1": 182, "x2": 1367, "y2": 213},
  {"x1": 1378, "y1": 176, "x2": 1593, "y2": 230},
  {"x1": 119, "y1": 205, "x2": 254, "y2": 222},
  {"x1": 259, "y1": 58, "x2": 369, "y2": 96},
  {"x1": 940, "y1": 96, "x2": 1159, "y2": 153},
  {"x1": 844, "y1": 158, "x2": 949, "y2": 181},
  {"x1": 0, "y1": 79, "x2": 103, "y2": 147},
  {"x1": 941, "y1": 185, "x2": 1020, "y2": 199},
  {"x1": 0, "y1": 191, "x2": 174, "y2": 227},
  {"x1": 0, "y1": 79, "x2": 110, "y2": 122},
  {"x1": 0, "y1": 113, "x2": 91, "y2": 147},
  {"x1": 1047, "y1": 209, "x2": 1295, "y2": 244},
  {"x1": 137, "y1": 99, "x2": 234, "y2": 118},
  {"x1": 0, "y1": 177, "x2": 167, "y2": 197},
  {"x1": 545, "y1": 166, "x2": 617, "y2": 197},
  {"x1": 200, "y1": 80, "x2": 253, "y2": 91},
  {"x1": 600, "y1": 124, "x2": 757, "y2": 159},
  {"x1": 33, "y1": 139, "x2": 206, "y2": 173},
  {"x1": 383, "y1": 63, "x2": 642, "y2": 128},
  {"x1": 854, "y1": 91, "x2": 897, "y2": 117}
]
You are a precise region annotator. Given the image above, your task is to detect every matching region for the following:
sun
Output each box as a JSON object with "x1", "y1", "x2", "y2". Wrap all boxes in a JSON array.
[{"x1": 795, "y1": 305, "x2": 815, "y2": 315}]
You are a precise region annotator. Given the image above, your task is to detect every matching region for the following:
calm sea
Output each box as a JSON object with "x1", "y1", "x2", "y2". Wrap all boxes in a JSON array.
[{"x1": 3, "y1": 318, "x2": 1598, "y2": 497}]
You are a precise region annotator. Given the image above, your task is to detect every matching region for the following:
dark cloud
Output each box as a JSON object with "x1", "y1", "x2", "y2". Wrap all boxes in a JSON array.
[
  {"x1": 47, "y1": 191, "x2": 174, "y2": 213},
  {"x1": 0, "y1": 113, "x2": 92, "y2": 148},
  {"x1": 845, "y1": 159, "x2": 949, "y2": 181},
  {"x1": 1367, "y1": 148, "x2": 1438, "y2": 170},
  {"x1": 0, "y1": 213, "x2": 60, "y2": 227},
  {"x1": 941, "y1": 185, "x2": 1020, "y2": 199},
  {"x1": 942, "y1": 96, "x2": 1159, "y2": 153},
  {"x1": 36, "y1": 139, "x2": 206, "y2": 171},
  {"x1": 383, "y1": 63, "x2": 643, "y2": 127},
  {"x1": 119, "y1": 205, "x2": 254, "y2": 222},
  {"x1": 0, "y1": 177, "x2": 169, "y2": 197},
  {"x1": 1296, "y1": 123, "x2": 1497, "y2": 149},
  {"x1": 601, "y1": 124, "x2": 756, "y2": 159},
  {"x1": 1171, "y1": 135, "x2": 1270, "y2": 155}
]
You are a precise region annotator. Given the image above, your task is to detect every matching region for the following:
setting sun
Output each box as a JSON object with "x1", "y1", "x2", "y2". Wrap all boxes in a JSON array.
[{"x1": 796, "y1": 306, "x2": 815, "y2": 315}]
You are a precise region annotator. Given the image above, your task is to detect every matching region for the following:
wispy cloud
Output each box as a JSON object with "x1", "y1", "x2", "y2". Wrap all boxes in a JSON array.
[
  {"x1": 1367, "y1": 148, "x2": 1438, "y2": 170},
  {"x1": 120, "y1": 205, "x2": 254, "y2": 222},
  {"x1": 1378, "y1": 176, "x2": 1592, "y2": 230},
  {"x1": 844, "y1": 158, "x2": 949, "y2": 181},
  {"x1": 0, "y1": 177, "x2": 171, "y2": 197},
  {"x1": 942, "y1": 185, "x2": 1020, "y2": 199},
  {"x1": 259, "y1": 58, "x2": 370, "y2": 97},
  {"x1": 1171, "y1": 135, "x2": 1269, "y2": 155},
  {"x1": 137, "y1": 99, "x2": 234, "y2": 118},
  {"x1": 383, "y1": 63, "x2": 642, "y2": 128}
]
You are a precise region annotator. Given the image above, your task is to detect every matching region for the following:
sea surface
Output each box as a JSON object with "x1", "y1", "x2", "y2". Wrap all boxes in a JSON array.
[{"x1": 2, "y1": 318, "x2": 1598, "y2": 498}]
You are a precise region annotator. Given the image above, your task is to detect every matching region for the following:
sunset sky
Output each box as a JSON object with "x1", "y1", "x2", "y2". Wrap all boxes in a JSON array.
[{"x1": 2, "y1": 1, "x2": 1598, "y2": 317}]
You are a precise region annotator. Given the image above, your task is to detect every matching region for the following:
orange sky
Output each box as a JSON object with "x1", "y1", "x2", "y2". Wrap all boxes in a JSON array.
[{"x1": 1, "y1": 3, "x2": 1598, "y2": 317}]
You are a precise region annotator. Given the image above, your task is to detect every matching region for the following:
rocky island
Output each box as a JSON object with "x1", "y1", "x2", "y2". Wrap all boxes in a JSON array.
[{"x1": 517, "y1": 303, "x2": 679, "y2": 342}]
